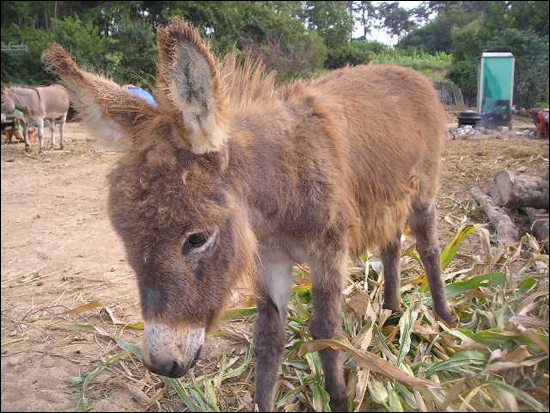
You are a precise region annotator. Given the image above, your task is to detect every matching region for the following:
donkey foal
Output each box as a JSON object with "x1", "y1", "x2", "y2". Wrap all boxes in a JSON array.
[{"x1": 43, "y1": 17, "x2": 454, "y2": 412}]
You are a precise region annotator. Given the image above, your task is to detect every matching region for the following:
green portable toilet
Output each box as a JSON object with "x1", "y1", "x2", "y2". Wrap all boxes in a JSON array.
[{"x1": 477, "y1": 52, "x2": 515, "y2": 129}]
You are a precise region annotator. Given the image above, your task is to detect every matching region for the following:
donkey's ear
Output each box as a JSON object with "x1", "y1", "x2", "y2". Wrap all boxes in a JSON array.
[
  {"x1": 156, "y1": 17, "x2": 227, "y2": 154},
  {"x1": 42, "y1": 44, "x2": 158, "y2": 147}
]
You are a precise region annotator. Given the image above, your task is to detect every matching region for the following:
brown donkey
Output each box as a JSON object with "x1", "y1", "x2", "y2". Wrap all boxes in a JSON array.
[{"x1": 43, "y1": 17, "x2": 454, "y2": 412}]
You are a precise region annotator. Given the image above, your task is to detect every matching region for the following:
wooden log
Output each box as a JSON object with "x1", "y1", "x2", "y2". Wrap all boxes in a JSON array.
[
  {"x1": 471, "y1": 186, "x2": 521, "y2": 246},
  {"x1": 487, "y1": 170, "x2": 549, "y2": 210},
  {"x1": 522, "y1": 207, "x2": 549, "y2": 253}
]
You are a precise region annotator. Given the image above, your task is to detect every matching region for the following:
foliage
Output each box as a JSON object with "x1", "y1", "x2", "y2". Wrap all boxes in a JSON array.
[
  {"x1": 375, "y1": 1, "x2": 418, "y2": 40},
  {"x1": 451, "y1": 19, "x2": 486, "y2": 62},
  {"x1": 108, "y1": 16, "x2": 157, "y2": 88},
  {"x1": 1, "y1": 16, "x2": 110, "y2": 85},
  {"x1": 397, "y1": 4, "x2": 481, "y2": 54},
  {"x1": 368, "y1": 49, "x2": 453, "y2": 80},
  {"x1": 398, "y1": 0, "x2": 549, "y2": 108},
  {"x1": 302, "y1": 1, "x2": 354, "y2": 49},
  {"x1": 485, "y1": 29, "x2": 550, "y2": 109},
  {"x1": 325, "y1": 40, "x2": 372, "y2": 69},
  {"x1": 447, "y1": 58, "x2": 478, "y2": 105}
]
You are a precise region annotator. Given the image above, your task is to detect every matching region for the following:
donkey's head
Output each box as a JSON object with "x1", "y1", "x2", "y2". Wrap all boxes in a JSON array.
[
  {"x1": 43, "y1": 17, "x2": 257, "y2": 378},
  {"x1": 1, "y1": 88, "x2": 16, "y2": 114}
]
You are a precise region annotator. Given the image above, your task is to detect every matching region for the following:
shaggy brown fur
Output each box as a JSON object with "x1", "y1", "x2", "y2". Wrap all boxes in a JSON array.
[{"x1": 43, "y1": 16, "x2": 454, "y2": 412}]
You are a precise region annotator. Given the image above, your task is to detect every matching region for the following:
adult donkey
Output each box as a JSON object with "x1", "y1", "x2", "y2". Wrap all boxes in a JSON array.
[
  {"x1": 1, "y1": 84, "x2": 69, "y2": 153},
  {"x1": 43, "y1": 17, "x2": 454, "y2": 412}
]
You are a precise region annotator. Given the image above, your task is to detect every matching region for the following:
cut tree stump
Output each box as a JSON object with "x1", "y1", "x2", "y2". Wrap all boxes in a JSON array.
[
  {"x1": 522, "y1": 207, "x2": 549, "y2": 253},
  {"x1": 487, "y1": 170, "x2": 549, "y2": 210},
  {"x1": 471, "y1": 186, "x2": 521, "y2": 246}
]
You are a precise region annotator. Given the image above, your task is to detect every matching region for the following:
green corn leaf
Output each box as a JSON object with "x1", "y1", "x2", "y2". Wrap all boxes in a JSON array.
[
  {"x1": 425, "y1": 350, "x2": 489, "y2": 376},
  {"x1": 387, "y1": 383, "x2": 404, "y2": 412},
  {"x1": 485, "y1": 381, "x2": 547, "y2": 412},
  {"x1": 441, "y1": 224, "x2": 477, "y2": 270},
  {"x1": 397, "y1": 307, "x2": 417, "y2": 367},
  {"x1": 445, "y1": 273, "x2": 505, "y2": 299},
  {"x1": 221, "y1": 307, "x2": 258, "y2": 321}
]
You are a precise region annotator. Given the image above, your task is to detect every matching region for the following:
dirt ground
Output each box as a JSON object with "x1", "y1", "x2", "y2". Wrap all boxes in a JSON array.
[{"x1": 1, "y1": 116, "x2": 548, "y2": 412}]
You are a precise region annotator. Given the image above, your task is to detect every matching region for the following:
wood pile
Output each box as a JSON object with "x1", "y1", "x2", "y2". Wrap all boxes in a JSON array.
[{"x1": 471, "y1": 170, "x2": 549, "y2": 252}]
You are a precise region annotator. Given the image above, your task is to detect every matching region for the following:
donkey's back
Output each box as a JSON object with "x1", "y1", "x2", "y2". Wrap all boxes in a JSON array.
[
  {"x1": 35, "y1": 84, "x2": 70, "y2": 118},
  {"x1": 276, "y1": 63, "x2": 447, "y2": 256}
]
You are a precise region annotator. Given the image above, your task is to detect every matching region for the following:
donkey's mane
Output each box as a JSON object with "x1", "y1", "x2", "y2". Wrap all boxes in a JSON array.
[{"x1": 219, "y1": 51, "x2": 278, "y2": 111}]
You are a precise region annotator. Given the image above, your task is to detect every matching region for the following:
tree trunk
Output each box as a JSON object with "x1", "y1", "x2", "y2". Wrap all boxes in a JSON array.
[
  {"x1": 522, "y1": 207, "x2": 549, "y2": 253},
  {"x1": 487, "y1": 170, "x2": 549, "y2": 210},
  {"x1": 471, "y1": 186, "x2": 521, "y2": 246}
]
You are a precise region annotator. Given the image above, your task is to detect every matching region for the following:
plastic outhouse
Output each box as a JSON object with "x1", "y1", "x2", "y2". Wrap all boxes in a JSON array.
[{"x1": 477, "y1": 52, "x2": 515, "y2": 129}]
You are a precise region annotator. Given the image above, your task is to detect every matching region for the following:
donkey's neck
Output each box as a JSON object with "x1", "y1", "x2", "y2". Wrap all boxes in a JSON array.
[
  {"x1": 227, "y1": 102, "x2": 328, "y2": 238},
  {"x1": 10, "y1": 87, "x2": 41, "y2": 117}
]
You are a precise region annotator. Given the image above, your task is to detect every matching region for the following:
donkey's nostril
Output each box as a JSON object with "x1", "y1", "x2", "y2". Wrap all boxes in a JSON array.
[
  {"x1": 157, "y1": 360, "x2": 186, "y2": 378},
  {"x1": 168, "y1": 361, "x2": 184, "y2": 377}
]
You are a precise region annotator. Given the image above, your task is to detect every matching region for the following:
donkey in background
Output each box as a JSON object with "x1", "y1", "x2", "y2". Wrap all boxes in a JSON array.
[
  {"x1": 43, "y1": 17, "x2": 455, "y2": 412},
  {"x1": 1, "y1": 84, "x2": 69, "y2": 153}
]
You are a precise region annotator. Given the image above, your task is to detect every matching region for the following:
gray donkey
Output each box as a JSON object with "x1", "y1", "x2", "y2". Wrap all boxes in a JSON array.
[
  {"x1": 43, "y1": 17, "x2": 455, "y2": 412},
  {"x1": 1, "y1": 84, "x2": 69, "y2": 153}
]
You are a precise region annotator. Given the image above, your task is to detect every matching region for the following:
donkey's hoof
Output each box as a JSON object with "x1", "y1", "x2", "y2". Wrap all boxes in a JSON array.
[
  {"x1": 24, "y1": 146, "x2": 31, "y2": 154},
  {"x1": 437, "y1": 311, "x2": 458, "y2": 327},
  {"x1": 382, "y1": 302, "x2": 401, "y2": 313},
  {"x1": 329, "y1": 396, "x2": 349, "y2": 412}
]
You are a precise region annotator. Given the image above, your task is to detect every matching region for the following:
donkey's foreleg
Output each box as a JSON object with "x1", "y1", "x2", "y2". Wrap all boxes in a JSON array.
[
  {"x1": 253, "y1": 298, "x2": 286, "y2": 411},
  {"x1": 23, "y1": 122, "x2": 31, "y2": 153},
  {"x1": 48, "y1": 118, "x2": 56, "y2": 150},
  {"x1": 309, "y1": 248, "x2": 348, "y2": 412},
  {"x1": 409, "y1": 201, "x2": 455, "y2": 325},
  {"x1": 37, "y1": 118, "x2": 45, "y2": 154},
  {"x1": 253, "y1": 244, "x2": 293, "y2": 411},
  {"x1": 381, "y1": 233, "x2": 402, "y2": 312},
  {"x1": 59, "y1": 113, "x2": 67, "y2": 150}
]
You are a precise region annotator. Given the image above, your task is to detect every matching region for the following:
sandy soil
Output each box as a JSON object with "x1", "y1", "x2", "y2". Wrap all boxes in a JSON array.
[{"x1": 1, "y1": 118, "x2": 548, "y2": 411}]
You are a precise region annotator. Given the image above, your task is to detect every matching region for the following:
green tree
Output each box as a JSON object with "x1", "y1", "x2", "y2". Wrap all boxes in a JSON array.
[
  {"x1": 485, "y1": 29, "x2": 549, "y2": 108},
  {"x1": 1, "y1": 16, "x2": 110, "y2": 85},
  {"x1": 508, "y1": 1, "x2": 549, "y2": 37},
  {"x1": 350, "y1": 1, "x2": 377, "y2": 40},
  {"x1": 376, "y1": 2, "x2": 417, "y2": 39},
  {"x1": 109, "y1": 16, "x2": 157, "y2": 87},
  {"x1": 302, "y1": 1, "x2": 354, "y2": 49},
  {"x1": 398, "y1": 3, "x2": 481, "y2": 53},
  {"x1": 447, "y1": 58, "x2": 478, "y2": 105}
]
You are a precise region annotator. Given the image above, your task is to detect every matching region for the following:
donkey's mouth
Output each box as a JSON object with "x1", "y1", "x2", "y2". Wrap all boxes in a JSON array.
[{"x1": 142, "y1": 323, "x2": 205, "y2": 378}]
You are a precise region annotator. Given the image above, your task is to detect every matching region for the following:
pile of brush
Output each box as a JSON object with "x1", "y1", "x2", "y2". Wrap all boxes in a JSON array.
[{"x1": 471, "y1": 169, "x2": 549, "y2": 252}]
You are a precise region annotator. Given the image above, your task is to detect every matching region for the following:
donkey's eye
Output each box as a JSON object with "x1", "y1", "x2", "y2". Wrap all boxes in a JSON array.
[{"x1": 183, "y1": 233, "x2": 209, "y2": 255}]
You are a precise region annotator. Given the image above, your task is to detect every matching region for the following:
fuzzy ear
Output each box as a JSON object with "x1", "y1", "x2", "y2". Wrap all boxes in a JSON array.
[
  {"x1": 156, "y1": 17, "x2": 227, "y2": 154},
  {"x1": 42, "y1": 44, "x2": 159, "y2": 147}
]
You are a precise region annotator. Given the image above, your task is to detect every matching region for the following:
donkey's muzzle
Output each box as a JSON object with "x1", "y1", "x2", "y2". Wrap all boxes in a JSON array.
[{"x1": 142, "y1": 323, "x2": 205, "y2": 378}]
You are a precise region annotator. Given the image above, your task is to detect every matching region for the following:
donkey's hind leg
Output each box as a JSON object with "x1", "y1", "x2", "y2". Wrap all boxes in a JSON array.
[
  {"x1": 381, "y1": 233, "x2": 402, "y2": 312},
  {"x1": 49, "y1": 118, "x2": 56, "y2": 150},
  {"x1": 409, "y1": 200, "x2": 455, "y2": 325},
  {"x1": 37, "y1": 118, "x2": 45, "y2": 154},
  {"x1": 253, "y1": 243, "x2": 293, "y2": 411},
  {"x1": 309, "y1": 245, "x2": 349, "y2": 412},
  {"x1": 59, "y1": 113, "x2": 67, "y2": 150}
]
